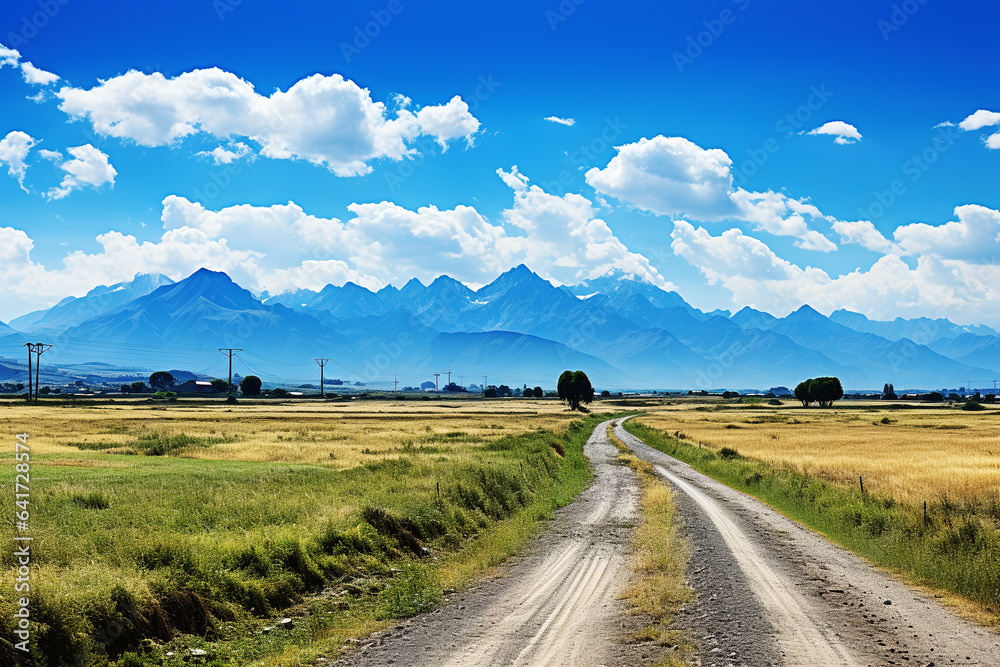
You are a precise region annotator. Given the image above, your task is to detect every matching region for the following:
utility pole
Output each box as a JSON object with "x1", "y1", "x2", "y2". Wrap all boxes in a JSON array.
[
  {"x1": 446, "y1": 369, "x2": 452, "y2": 386},
  {"x1": 315, "y1": 359, "x2": 329, "y2": 398},
  {"x1": 394, "y1": 374, "x2": 397, "y2": 392},
  {"x1": 23, "y1": 343, "x2": 33, "y2": 402},
  {"x1": 433, "y1": 373, "x2": 440, "y2": 391},
  {"x1": 33, "y1": 344, "x2": 51, "y2": 401},
  {"x1": 219, "y1": 349, "x2": 243, "y2": 395}
]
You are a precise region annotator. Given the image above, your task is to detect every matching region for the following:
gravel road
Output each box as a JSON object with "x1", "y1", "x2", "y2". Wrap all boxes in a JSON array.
[
  {"x1": 614, "y1": 417, "x2": 1000, "y2": 667},
  {"x1": 334, "y1": 417, "x2": 1000, "y2": 666},
  {"x1": 335, "y1": 418, "x2": 651, "y2": 667}
]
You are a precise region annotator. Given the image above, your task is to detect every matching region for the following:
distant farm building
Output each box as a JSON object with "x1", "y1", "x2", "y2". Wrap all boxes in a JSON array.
[{"x1": 177, "y1": 380, "x2": 214, "y2": 393}]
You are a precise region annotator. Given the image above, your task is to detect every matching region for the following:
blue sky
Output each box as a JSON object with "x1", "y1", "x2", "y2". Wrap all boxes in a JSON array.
[{"x1": 1, "y1": 0, "x2": 999, "y2": 324}]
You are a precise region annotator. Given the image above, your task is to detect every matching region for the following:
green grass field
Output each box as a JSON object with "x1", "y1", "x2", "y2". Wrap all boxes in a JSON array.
[{"x1": 0, "y1": 401, "x2": 613, "y2": 666}]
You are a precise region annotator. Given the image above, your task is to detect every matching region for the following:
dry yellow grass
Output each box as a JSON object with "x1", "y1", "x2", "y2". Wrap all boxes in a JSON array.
[
  {"x1": 0, "y1": 398, "x2": 577, "y2": 468},
  {"x1": 642, "y1": 402, "x2": 1000, "y2": 505}
]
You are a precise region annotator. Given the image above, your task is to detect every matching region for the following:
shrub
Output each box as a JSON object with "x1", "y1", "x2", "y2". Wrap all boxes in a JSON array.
[{"x1": 962, "y1": 399, "x2": 985, "y2": 411}]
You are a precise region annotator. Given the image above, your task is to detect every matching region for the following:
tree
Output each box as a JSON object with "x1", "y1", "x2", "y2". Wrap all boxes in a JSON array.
[
  {"x1": 210, "y1": 378, "x2": 230, "y2": 393},
  {"x1": 240, "y1": 375, "x2": 262, "y2": 396},
  {"x1": 497, "y1": 384, "x2": 512, "y2": 397},
  {"x1": 120, "y1": 384, "x2": 130, "y2": 393},
  {"x1": 533, "y1": 386, "x2": 543, "y2": 398},
  {"x1": 881, "y1": 383, "x2": 897, "y2": 400},
  {"x1": 149, "y1": 371, "x2": 176, "y2": 391},
  {"x1": 130, "y1": 381, "x2": 147, "y2": 393},
  {"x1": 925, "y1": 391, "x2": 944, "y2": 402},
  {"x1": 809, "y1": 377, "x2": 843, "y2": 407},
  {"x1": 600, "y1": 389, "x2": 611, "y2": 397},
  {"x1": 794, "y1": 379, "x2": 813, "y2": 407},
  {"x1": 557, "y1": 370, "x2": 595, "y2": 411},
  {"x1": 483, "y1": 385, "x2": 498, "y2": 398}
]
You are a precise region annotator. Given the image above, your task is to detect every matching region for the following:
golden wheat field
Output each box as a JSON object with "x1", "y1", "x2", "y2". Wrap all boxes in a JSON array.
[
  {"x1": 0, "y1": 398, "x2": 578, "y2": 468},
  {"x1": 641, "y1": 401, "x2": 1000, "y2": 505}
]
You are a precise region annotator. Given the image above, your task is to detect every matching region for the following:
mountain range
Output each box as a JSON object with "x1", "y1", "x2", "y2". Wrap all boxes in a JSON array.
[{"x1": 2, "y1": 265, "x2": 998, "y2": 391}]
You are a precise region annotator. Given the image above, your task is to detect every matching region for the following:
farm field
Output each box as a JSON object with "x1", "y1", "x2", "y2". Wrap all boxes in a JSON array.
[
  {"x1": 0, "y1": 398, "x2": 604, "y2": 666},
  {"x1": 628, "y1": 399, "x2": 1000, "y2": 625},
  {"x1": 640, "y1": 400, "x2": 1000, "y2": 504}
]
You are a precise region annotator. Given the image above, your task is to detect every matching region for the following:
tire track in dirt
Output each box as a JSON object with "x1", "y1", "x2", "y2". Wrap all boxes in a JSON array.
[
  {"x1": 615, "y1": 417, "x2": 1000, "y2": 666},
  {"x1": 336, "y1": 419, "x2": 647, "y2": 667}
]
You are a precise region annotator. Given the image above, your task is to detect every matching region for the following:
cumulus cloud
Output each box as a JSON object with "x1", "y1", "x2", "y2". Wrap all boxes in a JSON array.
[
  {"x1": 806, "y1": 121, "x2": 862, "y2": 145},
  {"x1": 544, "y1": 116, "x2": 575, "y2": 127},
  {"x1": 46, "y1": 144, "x2": 117, "y2": 200},
  {"x1": 958, "y1": 109, "x2": 1000, "y2": 150},
  {"x1": 585, "y1": 136, "x2": 739, "y2": 221},
  {"x1": 0, "y1": 130, "x2": 38, "y2": 191},
  {"x1": 892, "y1": 204, "x2": 1000, "y2": 263},
  {"x1": 56, "y1": 68, "x2": 480, "y2": 176},
  {"x1": 671, "y1": 220, "x2": 1000, "y2": 325},
  {"x1": 195, "y1": 142, "x2": 253, "y2": 165},
  {"x1": 415, "y1": 96, "x2": 481, "y2": 150},
  {"x1": 0, "y1": 44, "x2": 20, "y2": 68},
  {"x1": 20, "y1": 61, "x2": 59, "y2": 86},
  {"x1": 832, "y1": 219, "x2": 897, "y2": 254},
  {"x1": 585, "y1": 135, "x2": 838, "y2": 251},
  {"x1": 0, "y1": 169, "x2": 672, "y2": 312}
]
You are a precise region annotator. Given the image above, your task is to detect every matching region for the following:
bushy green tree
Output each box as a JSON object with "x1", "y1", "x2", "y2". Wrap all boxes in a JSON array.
[
  {"x1": 149, "y1": 371, "x2": 175, "y2": 391},
  {"x1": 240, "y1": 375, "x2": 262, "y2": 396},
  {"x1": 557, "y1": 370, "x2": 594, "y2": 411},
  {"x1": 794, "y1": 379, "x2": 813, "y2": 406},
  {"x1": 809, "y1": 377, "x2": 843, "y2": 407},
  {"x1": 210, "y1": 378, "x2": 230, "y2": 393}
]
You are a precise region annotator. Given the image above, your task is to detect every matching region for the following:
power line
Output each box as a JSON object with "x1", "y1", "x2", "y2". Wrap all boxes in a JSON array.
[
  {"x1": 315, "y1": 358, "x2": 330, "y2": 398},
  {"x1": 219, "y1": 348, "x2": 242, "y2": 396}
]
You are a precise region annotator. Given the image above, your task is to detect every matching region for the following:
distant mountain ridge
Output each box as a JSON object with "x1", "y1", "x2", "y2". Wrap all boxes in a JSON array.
[{"x1": 2, "y1": 265, "x2": 999, "y2": 390}]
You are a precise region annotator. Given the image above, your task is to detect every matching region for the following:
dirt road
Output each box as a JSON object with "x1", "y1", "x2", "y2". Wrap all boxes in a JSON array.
[
  {"x1": 336, "y1": 418, "x2": 649, "y2": 666},
  {"x1": 336, "y1": 418, "x2": 1000, "y2": 666},
  {"x1": 614, "y1": 417, "x2": 1000, "y2": 666}
]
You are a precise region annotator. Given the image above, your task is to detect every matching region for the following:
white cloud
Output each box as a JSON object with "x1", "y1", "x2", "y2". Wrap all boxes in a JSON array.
[
  {"x1": 806, "y1": 121, "x2": 862, "y2": 145},
  {"x1": 46, "y1": 144, "x2": 117, "y2": 200},
  {"x1": 671, "y1": 220, "x2": 1000, "y2": 325},
  {"x1": 38, "y1": 149, "x2": 62, "y2": 161},
  {"x1": 0, "y1": 130, "x2": 38, "y2": 191},
  {"x1": 892, "y1": 204, "x2": 1000, "y2": 263},
  {"x1": 585, "y1": 135, "x2": 838, "y2": 251},
  {"x1": 957, "y1": 110, "x2": 1000, "y2": 150},
  {"x1": 832, "y1": 219, "x2": 897, "y2": 254},
  {"x1": 415, "y1": 96, "x2": 480, "y2": 150},
  {"x1": 195, "y1": 142, "x2": 253, "y2": 165},
  {"x1": 0, "y1": 44, "x2": 20, "y2": 68},
  {"x1": 56, "y1": 68, "x2": 480, "y2": 176},
  {"x1": 958, "y1": 109, "x2": 1000, "y2": 131},
  {"x1": 544, "y1": 116, "x2": 575, "y2": 127},
  {"x1": 585, "y1": 136, "x2": 739, "y2": 221},
  {"x1": 20, "y1": 61, "x2": 59, "y2": 86},
  {"x1": 0, "y1": 168, "x2": 674, "y2": 313}
]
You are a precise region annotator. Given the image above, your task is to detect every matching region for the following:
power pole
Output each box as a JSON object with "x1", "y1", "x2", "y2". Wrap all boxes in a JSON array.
[
  {"x1": 315, "y1": 359, "x2": 329, "y2": 398},
  {"x1": 446, "y1": 369, "x2": 452, "y2": 386},
  {"x1": 483, "y1": 375, "x2": 487, "y2": 394},
  {"x1": 433, "y1": 373, "x2": 440, "y2": 391},
  {"x1": 219, "y1": 349, "x2": 243, "y2": 395},
  {"x1": 23, "y1": 343, "x2": 33, "y2": 402},
  {"x1": 394, "y1": 374, "x2": 397, "y2": 392},
  {"x1": 34, "y1": 344, "x2": 51, "y2": 400}
]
